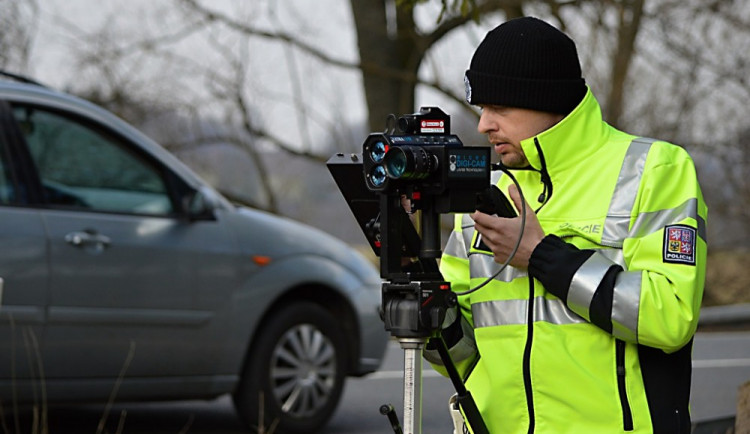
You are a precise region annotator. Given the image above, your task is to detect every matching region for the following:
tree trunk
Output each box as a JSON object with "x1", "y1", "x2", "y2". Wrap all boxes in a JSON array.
[
  {"x1": 606, "y1": 0, "x2": 644, "y2": 127},
  {"x1": 351, "y1": 0, "x2": 422, "y2": 131}
]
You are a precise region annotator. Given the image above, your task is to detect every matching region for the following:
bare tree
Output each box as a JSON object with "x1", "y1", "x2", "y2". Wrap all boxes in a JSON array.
[
  {"x1": 0, "y1": 0, "x2": 39, "y2": 72},
  {"x1": 350, "y1": 0, "x2": 516, "y2": 129}
]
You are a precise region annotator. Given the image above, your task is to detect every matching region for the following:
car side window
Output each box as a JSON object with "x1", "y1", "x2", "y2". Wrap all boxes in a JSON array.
[{"x1": 12, "y1": 106, "x2": 174, "y2": 215}]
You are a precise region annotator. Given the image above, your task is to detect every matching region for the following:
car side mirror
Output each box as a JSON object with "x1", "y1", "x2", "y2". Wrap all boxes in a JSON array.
[{"x1": 183, "y1": 186, "x2": 219, "y2": 221}]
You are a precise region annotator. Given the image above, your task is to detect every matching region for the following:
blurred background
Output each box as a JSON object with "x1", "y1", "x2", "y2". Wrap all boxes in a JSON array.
[{"x1": 3, "y1": 0, "x2": 749, "y2": 306}]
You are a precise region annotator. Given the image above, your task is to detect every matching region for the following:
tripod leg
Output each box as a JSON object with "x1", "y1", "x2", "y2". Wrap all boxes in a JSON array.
[{"x1": 380, "y1": 404, "x2": 404, "y2": 434}]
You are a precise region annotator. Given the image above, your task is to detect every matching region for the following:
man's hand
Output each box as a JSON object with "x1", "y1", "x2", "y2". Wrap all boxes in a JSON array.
[{"x1": 471, "y1": 184, "x2": 545, "y2": 268}]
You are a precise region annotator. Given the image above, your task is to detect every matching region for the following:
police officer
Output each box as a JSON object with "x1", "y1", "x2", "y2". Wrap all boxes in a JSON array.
[{"x1": 425, "y1": 16, "x2": 707, "y2": 433}]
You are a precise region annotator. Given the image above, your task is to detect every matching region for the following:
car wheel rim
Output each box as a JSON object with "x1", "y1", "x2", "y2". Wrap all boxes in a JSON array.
[{"x1": 270, "y1": 323, "x2": 337, "y2": 417}]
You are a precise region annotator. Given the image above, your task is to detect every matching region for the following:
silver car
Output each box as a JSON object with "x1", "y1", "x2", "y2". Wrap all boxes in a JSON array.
[{"x1": 0, "y1": 72, "x2": 387, "y2": 433}]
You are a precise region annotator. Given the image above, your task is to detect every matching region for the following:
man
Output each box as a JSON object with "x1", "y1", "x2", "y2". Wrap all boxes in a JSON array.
[{"x1": 424, "y1": 16, "x2": 707, "y2": 433}]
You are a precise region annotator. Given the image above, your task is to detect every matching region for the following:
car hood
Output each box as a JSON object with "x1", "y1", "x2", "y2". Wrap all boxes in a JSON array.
[{"x1": 224, "y1": 205, "x2": 380, "y2": 284}]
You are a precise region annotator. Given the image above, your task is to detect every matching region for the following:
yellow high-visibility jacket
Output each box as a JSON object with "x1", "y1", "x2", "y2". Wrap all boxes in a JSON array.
[{"x1": 428, "y1": 88, "x2": 707, "y2": 433}]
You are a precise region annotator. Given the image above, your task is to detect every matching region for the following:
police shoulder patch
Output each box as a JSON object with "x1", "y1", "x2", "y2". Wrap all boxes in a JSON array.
[{"x1": 663, "y1": 224, "x2": 696, "y2": 265}]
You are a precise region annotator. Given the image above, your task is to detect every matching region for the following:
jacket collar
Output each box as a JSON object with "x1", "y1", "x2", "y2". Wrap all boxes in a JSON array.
[{"x1": 519, "y1": 87, "x2": 609, "y2": 175}]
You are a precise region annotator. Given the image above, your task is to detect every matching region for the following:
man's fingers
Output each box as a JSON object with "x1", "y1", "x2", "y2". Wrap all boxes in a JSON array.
[
  {"x1": 471, "y1": 211, "x2": 498, "y2": 231},
  {"x1": 472, "y1": 211, "x2": 505, "y2": 242}
]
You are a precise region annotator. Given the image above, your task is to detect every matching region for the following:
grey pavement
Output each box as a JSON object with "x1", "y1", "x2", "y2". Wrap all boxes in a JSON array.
[{"x1": 699, "y1": 303, "x2": 750, "y2": 328}]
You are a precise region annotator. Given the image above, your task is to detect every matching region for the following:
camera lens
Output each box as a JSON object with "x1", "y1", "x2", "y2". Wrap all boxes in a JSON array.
[
  {"x1": 397, "y1": 115, "x2": 418, "y2": 134},
  {"x1": 369, "y1": 141, "x2": 387, "y2": 163},
  {"x1": 385, "y1": 150, "x2": 407, "y2": 178},
  {"x1": 369, "y1": 165, "x2": 387, "y2": 187},
  {"x1": 384, "y1": 146, "x2": 436, "y2": 180}
]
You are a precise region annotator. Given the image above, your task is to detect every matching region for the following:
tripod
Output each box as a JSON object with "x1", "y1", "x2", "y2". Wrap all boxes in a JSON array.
[{"x1": 375, "y1": 192, "x2": 488, "y2": 434}]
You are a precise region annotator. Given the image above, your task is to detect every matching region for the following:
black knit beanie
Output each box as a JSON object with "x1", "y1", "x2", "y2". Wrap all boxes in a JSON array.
[{"x1": 464, "y1": 17, "x2": 587, "y2": 114}]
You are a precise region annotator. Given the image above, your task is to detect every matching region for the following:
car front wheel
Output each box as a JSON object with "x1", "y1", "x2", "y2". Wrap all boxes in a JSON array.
[{"x1": 233, "y1": 301, "x2": 348, "y2": 433}]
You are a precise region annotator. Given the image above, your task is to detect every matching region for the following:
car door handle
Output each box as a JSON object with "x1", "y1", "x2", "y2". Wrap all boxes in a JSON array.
[{"x1": 65, "y1": 231, "x2": 112, "y2": 248}]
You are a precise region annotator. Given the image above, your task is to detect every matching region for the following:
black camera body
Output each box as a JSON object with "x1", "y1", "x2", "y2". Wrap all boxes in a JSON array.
[
  {"x1": 328, "y1": 106, "x2": 491, "y2": 434},
  {"x1": 362, "y1": 107, "x2": 490, "y2": 214}
]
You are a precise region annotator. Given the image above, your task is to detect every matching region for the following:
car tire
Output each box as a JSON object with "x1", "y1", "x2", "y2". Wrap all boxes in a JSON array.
[{"x1": 233, "y1": 301, "x2": 348, "y2": 434}]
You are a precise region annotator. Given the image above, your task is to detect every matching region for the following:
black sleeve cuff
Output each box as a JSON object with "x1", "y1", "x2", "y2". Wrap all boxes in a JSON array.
[{"x1": 528, "y1": 234, "x2": 594, "y2": 303}]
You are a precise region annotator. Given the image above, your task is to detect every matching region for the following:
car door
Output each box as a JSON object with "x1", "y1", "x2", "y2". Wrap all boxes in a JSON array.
[
  {"x1": 0, "y1": 100, "x2": 48, "y2": 384},
  {"x1": 11, "y1": 103, "x2": 244, "y2": 382}
]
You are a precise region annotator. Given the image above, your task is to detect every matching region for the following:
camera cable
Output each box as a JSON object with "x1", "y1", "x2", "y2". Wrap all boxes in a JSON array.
[{"x1": 454, "y1": 164, "x2": 526, "y2": 296}]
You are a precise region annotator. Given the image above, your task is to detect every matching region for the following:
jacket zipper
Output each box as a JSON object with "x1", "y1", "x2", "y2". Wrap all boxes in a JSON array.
[
  {"x1": 524, "y1": 278, "x2": 536, "y2": 433},
  {"x1": 616, "y1": 339, "x2": 634, "y2": 431},
  {"x1": 525, "y1": 139, "x2": 545, "y2": 433},
  {"x1": 533, "y1": 137, "x2": 553, "y2": 207}
]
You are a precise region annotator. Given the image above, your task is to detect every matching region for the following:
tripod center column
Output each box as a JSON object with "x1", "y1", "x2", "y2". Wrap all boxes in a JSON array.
[{"x1": 400, "y1": 337, "x2": 427, "y2": 434}]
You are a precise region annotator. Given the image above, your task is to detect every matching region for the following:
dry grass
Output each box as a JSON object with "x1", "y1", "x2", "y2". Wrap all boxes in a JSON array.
[{"x1": 704, "y1": 249, "x2": 750, "y2": 306}]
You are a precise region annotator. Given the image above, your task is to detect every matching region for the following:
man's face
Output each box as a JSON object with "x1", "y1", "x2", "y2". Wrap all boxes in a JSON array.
[{"x1": 477, "y1": 105, "x2": 564, "y2": 168}]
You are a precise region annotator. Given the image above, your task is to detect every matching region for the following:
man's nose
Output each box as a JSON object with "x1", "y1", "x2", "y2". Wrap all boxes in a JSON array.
[{"x1": 477, "y1": 111, "x2": 493, "y2": 134}]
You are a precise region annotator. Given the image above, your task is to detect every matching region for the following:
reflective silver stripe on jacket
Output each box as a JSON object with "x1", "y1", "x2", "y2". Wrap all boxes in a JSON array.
[
  {"x1": 630, "y1": 197, "x2": 707, "y2": 242},
  {"x1": 568, "y1": 253, "x2": 618, "y2": 321},
  {"x1": 471, "y1": 284, "x2": 641, "y2": 334},
  {"x1": 601, "y1": 137, "x2": 655, "y2": 247},
  {"x1": 598, "y1": 248, "x2": 625, "y2": 267},
  {"x1": 472, "y1": 296, "x2": 585, "y2": 328},
  {"x1": 470, "y1": 255, "x2": 527, "y2": 283},
  {"x1": 443, "y1": 218, "x2": 472, "y2": 260},
  {"x1": 611, "y1": 270, "x2": 643, "y2": 342},
  {"x1": 460, "y1": 214, "x2": 474, "y2": 250}
]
